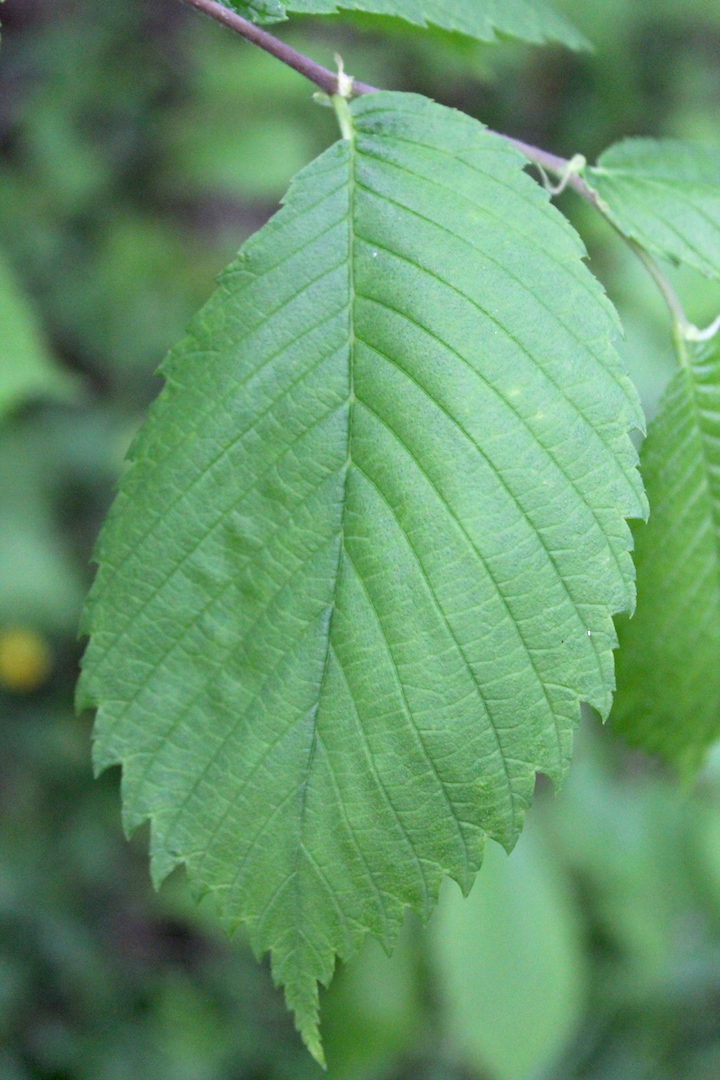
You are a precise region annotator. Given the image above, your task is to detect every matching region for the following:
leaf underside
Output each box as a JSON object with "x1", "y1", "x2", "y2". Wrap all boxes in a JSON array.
[
  {"x1": 79, "y1": 91, "x2": 644, "y2": 1061},
  {"x1": 612, "y1": 338, "x2": 720, "y2": 774},
  {"x1": 587, "y1": 138, "x2": 720, "y2": 280},
  {"x1": 228, "y1": 0, "x2": 590, "y2": 50}
]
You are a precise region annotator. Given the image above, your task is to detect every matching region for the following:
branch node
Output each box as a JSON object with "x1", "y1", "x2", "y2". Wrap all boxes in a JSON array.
[
  {"x1": 537, "y1": 153, "x2": 587, "y2": 197},
  {"x1": 334, "y1": 53, "x2": 354, "y2": 99}
]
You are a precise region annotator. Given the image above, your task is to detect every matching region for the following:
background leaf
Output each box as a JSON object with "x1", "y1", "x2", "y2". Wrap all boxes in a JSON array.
[
  {"x1": 612, "y1": 336, "x2": 720, "y2": 773},
  {"x1": 0, "y1": 250, "x2": 75, "y2": 421},
  {"x1": 0, "y1": 417, "x2": 85, "y2": 635},
  {"x1": 162, "y1": 31, "x2": 335, "y2": 203},
  {"x1": 432, "y1": 827, "x2": 587, "y2": 1080},
  {"x1": 587, "y1": 139, "x2": 720, "y2": 281},
  {"x1": 79, "y1": 91, "x2": 644, "y2": 1060},
  {"x1": 226, "y1": 0, "x2": 590, "y2": 50}
]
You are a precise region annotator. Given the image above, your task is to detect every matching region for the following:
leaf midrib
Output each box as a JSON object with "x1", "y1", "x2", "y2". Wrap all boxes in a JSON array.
[{"x1": 288, "y1": 127, "x2": 357, "y2": 947}]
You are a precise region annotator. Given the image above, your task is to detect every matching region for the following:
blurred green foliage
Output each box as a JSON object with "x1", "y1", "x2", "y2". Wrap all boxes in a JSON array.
[
  {"x1": 0, "y1": 252, "x2": 74, "y2": 421},
  {"x1": 3, "y1": 0, "x2": 720, "y2": 1077}
]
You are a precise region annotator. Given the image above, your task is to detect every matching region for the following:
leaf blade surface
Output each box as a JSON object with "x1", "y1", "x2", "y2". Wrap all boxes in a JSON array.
[
  {"x1": 79, "y1": 91, "x2": 644, "y2": 1059},
  {"x1": 227, "y1": 0, "x2": 590, "y2": 49}
]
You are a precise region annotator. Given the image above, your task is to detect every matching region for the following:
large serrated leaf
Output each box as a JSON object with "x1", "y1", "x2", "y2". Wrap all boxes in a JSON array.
[
  {"x1": 78, "y1": 91, "x2": 644, "y2": 1061},
  {"x1": 587, "y1": 139, "x2": 720, "y2": 281},
  {"x1": 227, "y1": 0, "x2": 590, "y2": 50},
  {"x1": 612, "y1": 337, "x2": 720, "y2": 773}
]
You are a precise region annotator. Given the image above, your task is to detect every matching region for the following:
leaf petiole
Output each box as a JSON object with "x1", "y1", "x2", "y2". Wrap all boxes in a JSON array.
[{"x1": 332, "y1": 93, "x2": 355, "y2": 141}]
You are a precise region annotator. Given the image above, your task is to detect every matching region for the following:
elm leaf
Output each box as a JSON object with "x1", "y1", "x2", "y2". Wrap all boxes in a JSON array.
[{"x1": 79, "y1": 92, "x2": 644, "y2": 1061}]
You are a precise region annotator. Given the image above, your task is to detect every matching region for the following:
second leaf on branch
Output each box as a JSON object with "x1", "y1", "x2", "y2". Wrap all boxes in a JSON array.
[{"x1": 613, "y1": 336, "x2": 720, "y2": 773}]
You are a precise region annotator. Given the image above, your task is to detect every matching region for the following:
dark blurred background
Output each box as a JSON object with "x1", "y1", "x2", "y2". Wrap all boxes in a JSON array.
[{"x1": 3, "y1": 1, "x2": 720, "y2": 1077}]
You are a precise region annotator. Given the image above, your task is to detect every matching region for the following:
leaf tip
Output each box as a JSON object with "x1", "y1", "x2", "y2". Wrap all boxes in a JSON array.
[
  {"x1": 284, "y1": 975, "x2": 326, "y2": 1067},
  {"x1": 304, "y1": 1026, "x2": 327, "y2": 1070}
]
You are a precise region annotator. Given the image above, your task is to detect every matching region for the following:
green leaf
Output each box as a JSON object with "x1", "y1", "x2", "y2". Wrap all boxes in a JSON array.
[
  {"x1": 587, "y1": 139, "x2": 720, "y2": 280},
  {"x1": 612, "y1": 337, "x2": 720, "y2": 773},
  {"x1": 0, "y1": 252, "x2": 75, "y2": 421},
  {"x1": 432, "y1": 828, "x2": 586, "y2": 1080},
  {"x1": 227, "y1": 0, "x2": 590, "y2": 50},
  {"x1": 0, "y1": 417, "x2": 84, "y2": 634},
  {"x1": 78, "y1": 91, "x2": 644, "y2": 1061}
]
